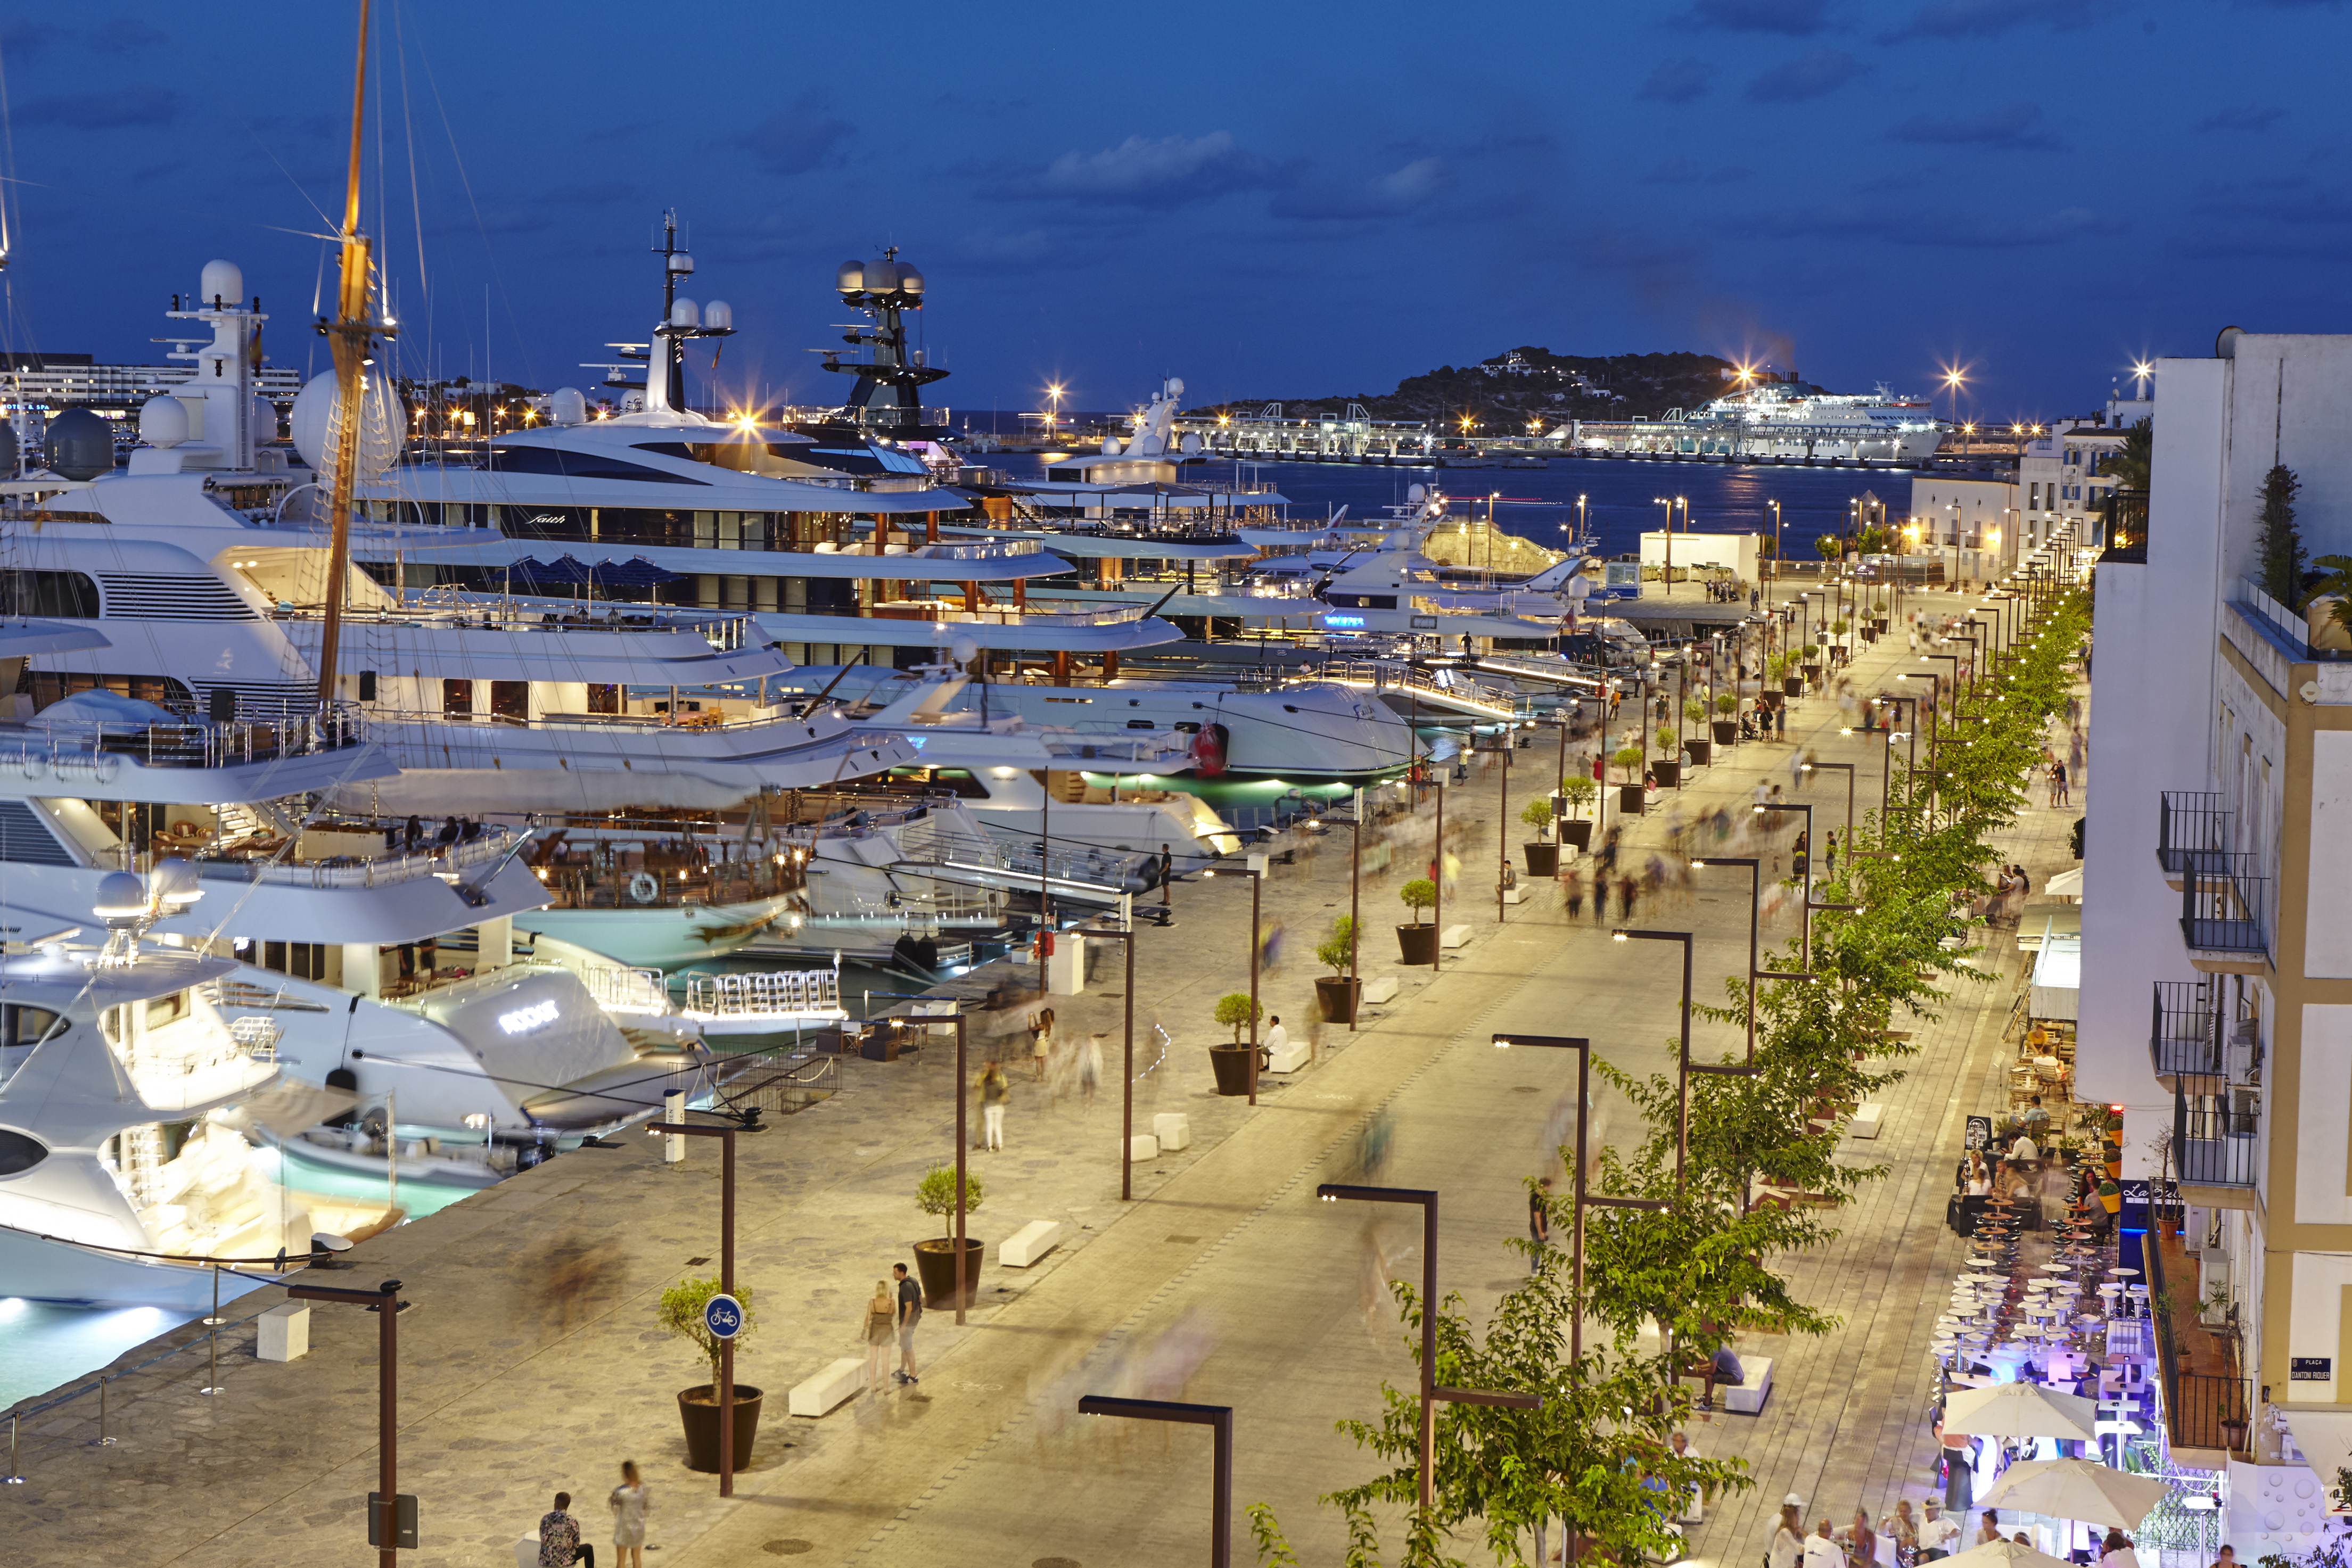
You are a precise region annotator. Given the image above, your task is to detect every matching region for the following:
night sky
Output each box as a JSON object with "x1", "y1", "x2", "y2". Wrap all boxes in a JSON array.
[{"x1": 0, "y1": 2, "x2": 2340, "y2": 425}]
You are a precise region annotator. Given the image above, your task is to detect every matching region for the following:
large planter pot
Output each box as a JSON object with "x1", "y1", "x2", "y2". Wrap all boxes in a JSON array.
[
  {"x1": 678, "y1": 1384, "x2": 764, "y2": 1473},
  {"x1": 1760, "y1": 690, "x2": 1783, "y2": 711},
  {"x1": 1315, "y1": 975, "x2": 1361, "y2": 1025},
  {"x1": 912, "y1": 1235, "x2": 987, "y2": 1308},
  {"x1": 1207, "y1": 1043, "x2": 1260, "y2": 1095},
  {"x1": 1618, "y1": 783, "x2": 1646, "y2": 815},
  {"x1": 1523, "y1": 842, "x2": 1560, "y2": 878},
  {"x1": 1711, "y1": 720, "x2": 1738, "y2": 746},
  {"x1": 1782, "y1": 677, "x2": 1804, "y2": 697},
  {"x1": 1651, "y1": 760, "x2": 1680, "y2": 788},
  {"x1": 2098, "y1": 1190, "x2": 2122, "y2": 1215},
  {"x1": 1395, "y1": 923, "x2": 1440, "y2": 966},
  {"x1": 1558, "y1": 819, "x2": 1593, "y2": 851},
  {"x1": 1684, "y1": 738, "x2": 1711, "y2": 767}
]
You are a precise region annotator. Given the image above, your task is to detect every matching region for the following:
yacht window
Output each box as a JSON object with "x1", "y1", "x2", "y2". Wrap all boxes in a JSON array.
[
  {"x1": 1, "y1": 1006, "x2": 62, "y2": 1046},
  {"x1": 491, "y1": 681, "x2": 529, "y2": 722},
  {"x1": 442, "y1": 680, "x2": 474, "y2": 718},
  {"x1": 0, "y1": 1128, "x2": 47, "y2": 1176},
  {"x1": 588, "y1": 683, "x2": 621, "y2": 715},
  {"x1": 0, "y1": 570, "x2": 100, "y2": 620},
  {"x1": 491, "y1": 445, "x2": 705, "y2": 484},
  {"x1": 18, "y1": 671, "x2": 195, "y2": 715},
  {"x1": 925, "y1": 769, "x2": 991, "y2": 799},
  {"x1": 261, "y1": 942, "x2": 330, "y2": 981},
  {"x1": 1126, "y1": 719, "x2": 1155, "y2": 729},
  {"x1": 145, "y1": 990, "x2": 187, "y2": 1029}
]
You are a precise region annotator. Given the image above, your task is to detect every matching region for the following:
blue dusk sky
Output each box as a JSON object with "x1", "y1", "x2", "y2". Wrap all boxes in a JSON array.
[{"x1": 0, "y1": 1, "x2": 2341, "y2": 424}]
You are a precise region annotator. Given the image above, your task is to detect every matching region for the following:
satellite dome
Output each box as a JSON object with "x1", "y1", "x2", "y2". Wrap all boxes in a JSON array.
[
  {"x1": 950, "y1": 635, "x2": 978, "y2": 665},
  {"x1": 670, "y1": 298, "x2": 700, "y2": 328},
  {"x1": 252, "y1": 394, "x2": 284, "y2": 443},
  {"x1": 836, "y1": 260, "x2": 865, "y2": 294},
  {"x1": 44, "y1": 408, "x2": 114, "y2": 480},
  {"x1": 550, "y1": 387, "x2": 587, "y2": 426},
  {"x1": 1101, "y1": 436, "x2": 1122, "y2": 456},
  {"x1": 0, "y1": 420, "x2": 16, "y2": 478},
  {"x1": 150, "y1": 857, "x2": 203, "y2": 907},
  {"x1": 1166, "y1": 376, "x2": 1184, "y2": 399},
  {"x1": 289, "y1": 369, "x2": 401, "y2": 486},
  {"x1": 199, "y1": 259, "x2": 244, "y2": 310},
  {"x1": 864, "y1": 257, "x2": 900, "y2": 293},
  {"x1": 138, "y1": 395, "x2": 190, "y2": 449},
  {"x1": 702, "y1": 300, "x2": 732, "y2": 331},
  {"x1": 1406, "y1": 483, "x2": 1427, "y2": 504},
  {"x1": 93, "y1": 870, "x2": 149, "y2": 921},
  {"x1": 895, "y1": 265, "x2": 924, "y2": 296}
]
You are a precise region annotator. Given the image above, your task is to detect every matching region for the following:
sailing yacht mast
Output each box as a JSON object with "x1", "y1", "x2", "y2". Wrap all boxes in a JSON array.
[{"x1": 315, "y1": 0, "x2": 395, "y2": 708}]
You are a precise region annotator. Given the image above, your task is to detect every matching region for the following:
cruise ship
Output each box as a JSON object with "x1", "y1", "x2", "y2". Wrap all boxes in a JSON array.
[{"x1": 1562, "y1": 376, "x2": 1943, "y2": 465}]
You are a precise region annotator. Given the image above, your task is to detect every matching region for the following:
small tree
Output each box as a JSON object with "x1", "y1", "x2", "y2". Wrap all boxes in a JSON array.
[
  {"x1": 1213, "y1": 992, "x2": 1262, "y2": 1042},
  {"x1": 1520, "y1": 796, "x2": 1557, "y2": 840},
  {"x1": 1613, "y1": 745, "x2": 1646, "y2": 782},
  {"x1": 1713, "y1": 692, "x2": 1738, "y2": 715},
  {"x1": 1683, "y1": 697, "x2": 1708, "y2": 725},
  {"x1": 1655, "y1": 725, "x2": 1677, "y2": 758},
  {"x1": 1559, "y1": 775, "x2": 1599, "y2": 818},
  {"x1": 1316, "y1": 915, "x2": 1360, "y2": 975},
  {"x1": 1814, "y1": 534, "x2": 1841, "y2": 560},
  {"x1": 657, "y1": 1275, "x2": 758, "y2": 1384},
  {"x1": 1398, "y1": 878, "x2": 1437, "y2": 926},
  {"x1": 915, "y1": 1162, "x2": 985, "y2": 1218},
  {"x1": 2258, "y1": 463, "x2": 2306, "y2": 608}
]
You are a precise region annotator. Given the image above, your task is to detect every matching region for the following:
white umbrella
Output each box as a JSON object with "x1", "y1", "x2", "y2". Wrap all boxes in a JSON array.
[
  {"x1": 1932, "y1": 1539, "x2": 2078, "y2": 1568},
  {"x1": 1979, "y1": 1457, "x2": 2169, "y2": 1528},
  {"x1": 1945, "y1": 1383, "x2": 2100, "y2": 1441},
  {"x1": 2045, "y1": 868, "x2": 2083, "y2": 898}
]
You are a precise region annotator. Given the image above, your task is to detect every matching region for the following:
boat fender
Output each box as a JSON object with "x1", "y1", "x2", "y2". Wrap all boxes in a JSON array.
[
  {"x1": 1189, "y1": 721, "x2": 1229, "y2": 779},
  {"x1": 629, "y1": 871, "x2": 659, "y2": 904}
]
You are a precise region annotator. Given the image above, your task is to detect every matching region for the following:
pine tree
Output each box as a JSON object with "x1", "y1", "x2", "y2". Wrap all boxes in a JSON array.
[{"x1": 2258, "y1": 464, "x2": 2306, "y2": 607}]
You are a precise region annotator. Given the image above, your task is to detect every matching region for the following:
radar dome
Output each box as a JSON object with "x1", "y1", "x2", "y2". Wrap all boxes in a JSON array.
[
  {"x1": 93, "y1": 870, "x2": 149, "y2": 920},
  {"x1": 44, "y1": 408, "x2": 114, "y2": 480},
  {"x1": 150, "y1": 857, "x2": 203, "y2": 908},
  {"x1": 895, "y1": 265, "x2": 924, "y2": 296},
  {"x1": 1101, "y1": 436, "x2": 1122, "y2": 455},
  {"x1": 836, "y1": 260, "x2": 865, "y2": 294},
  {"x1": 702, "y1": 300, "x2": 732, "y2": 331},
  {"x1": 1166, "y1": 376, "x2": 1184, "y2": 399},
  {"x1": 252, "y1": 394, "x2": 284, "y2": 443},
  {"x1": 289, "y1": 369, "x2": 401, "y2": 487},
  {"x1": 199, "y1": 259, "x2": 244, "y2": 310},
  {"x1": 1179, "y1": 432, "x2": 1203, "y2": 456},
  {"x1": 1406, "y1": 483, "x2": 1427, "y2": 504},
  {"x1": 670, "y1": 298, "x2": 700, "y2": 328},
  {"x1": 550, "y1": 387, "x2": 587, "y2": 426},
  {"x1": 950, "y1": 635, "x2": 978, "y2": 665},
  {"x1": 138, "y1": 395, "x2": 190, "y2": 449},
  {"x1": 0, "y1": 420, "x2": 16, "y2": 478},
  {"x1": 864, "y1": 257, "x2": 899, "y2": 293}
]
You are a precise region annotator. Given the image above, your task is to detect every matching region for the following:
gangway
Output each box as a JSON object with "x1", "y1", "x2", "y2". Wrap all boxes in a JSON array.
[{"x1": 678, "y1": 968, "x2": 850, "y2": 1035}]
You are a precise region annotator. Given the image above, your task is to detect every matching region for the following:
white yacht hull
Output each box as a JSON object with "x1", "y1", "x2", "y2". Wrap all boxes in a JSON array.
[
  {"x1": 0, "y1": 1223, "x2": 285, "y2": 1309},
  {"x1": 948, "y1": 681, "x2": 1413, "y2": 781}
]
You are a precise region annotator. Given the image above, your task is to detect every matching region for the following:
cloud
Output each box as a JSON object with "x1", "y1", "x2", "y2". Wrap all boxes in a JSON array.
[
  {"x1": 86, "y1": 16, "x2": 167, "y2": 53},
  {"x1": 1890, "y1": 101, "x2": 2060, "y2": 150},
  {"x1": 1646, "y1": 157, "x2": 1754, "y2": 184},
  {"x1": 14, "y1": 84, "x2": 181, "y2": 129},
  {"x1": 1882, "y1": 0, "x2": 2120, "y2": 38},
  {"x1": 1272, "y1": 157, "x2": 1448, "y2": 220},
  {"x1": 1636, "y1": 56, "x2": 1716, "y2": 103},
  {"x1": 1745, "y1": 48, "x2": 1866, "y2": 101},
  {"x1": 2198, "y1": 106, "x2": 2284, "y2": 131},
  {"x1": 737, "y1": 95, "x2": 853, "y2": 175},
  {"x1": 1677, "y1": 0, "x2": 1831, "y2": 33},
  {"x1": 1018, "y1": 132, "x2": 1282, "y2": 205},
  {"x1": 1739, "y1": 199, "x2": 2118, "y2": 246}
]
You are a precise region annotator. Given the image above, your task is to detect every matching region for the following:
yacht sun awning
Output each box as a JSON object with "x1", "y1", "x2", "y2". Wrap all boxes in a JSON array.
[{"x1": 2029, "y1": 930, "x2": 2079, "y2": 1021}]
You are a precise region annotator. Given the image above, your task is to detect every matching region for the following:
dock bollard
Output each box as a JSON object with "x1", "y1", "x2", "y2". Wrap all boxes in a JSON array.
[
  {"x1": 95, "y1": 1375, "x2": 116, "y2": 1446},
  {"x1": 5, "y1": 1410, "x2": 22, "y2": 1482}
]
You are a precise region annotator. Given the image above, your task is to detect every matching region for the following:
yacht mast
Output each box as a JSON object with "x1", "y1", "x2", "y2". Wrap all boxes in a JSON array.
[{"x1": 315, "y1": 0, "x2": 396, "y2": 708}]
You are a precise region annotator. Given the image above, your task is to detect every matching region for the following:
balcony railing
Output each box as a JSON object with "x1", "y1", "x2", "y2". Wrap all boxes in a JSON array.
[
  {"x1": 2174, "y1": 1079, "x2": 2260, "y2": 1189},
  {"x1": 2102, "y1": 489, "x2": 2148, "y2": 562},
  {"x1": 2157, "y1": 791, "x2": 2231, "y2": 876},
  {"x1": 2142, "y1": 1233, "x2": 2251, "y2": 1458},
  {"x1": 2181, "y1": 852, "x2": 2269, "y2": 958},
  {"x1": 2150, "y1": 980, "x2": 2221, "y2": 1080},
  {"x1": 0, "y1": 703, "x2": 367, "y2": 772}
]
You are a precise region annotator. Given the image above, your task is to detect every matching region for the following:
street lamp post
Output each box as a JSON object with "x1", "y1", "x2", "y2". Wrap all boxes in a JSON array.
[
  {"x1": 1082, "y1": 921, "x2": 1142, "y2": 1197},
  {"x1": 647, "y1": 1107, "x2": 768, "y2": 1491},
  {"x1": 1689, "y1": 856, "x2": 1766, "y2": 1060},
  {"x1": 1078, "y1": 1396, "x2": 1235, "y2": 1568},
  {"x1": 1755, "y1": 800, "x2": 1815, "y2": 960},
  {"x1": 1607, "y1": 928, "x2": 1758, "y2": 1192},
  {"x1": 1799, "y1": 760, "x2": 1858, "y2": 861},
  {"x1": 1309, "y1": 798, "x2": 1365, "y2": 1031},
  {"x1": 1204, "y1": 863, "x2": 1265, "y2": 1102},
  {"x1": 284, "y1": 1277, "x2": 408, "y2": 1566},
  {"x1": 1766, "y1": 499, "x2": 1781, "y2": 606}
]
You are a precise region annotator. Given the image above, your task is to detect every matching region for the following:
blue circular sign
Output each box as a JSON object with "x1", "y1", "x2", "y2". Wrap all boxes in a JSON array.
[{"x1": 703, "y1": 1293, "x2": 744, "y2": 1340}]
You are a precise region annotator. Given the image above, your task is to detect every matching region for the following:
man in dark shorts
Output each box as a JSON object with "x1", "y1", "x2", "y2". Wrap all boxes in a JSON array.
[
  {"x1": 1529, "y1": 1175, "x2": 1552, "y2": 1268},
  {"x1": 892, "y1": 1262, "x2": 923, "y2": 1385}
]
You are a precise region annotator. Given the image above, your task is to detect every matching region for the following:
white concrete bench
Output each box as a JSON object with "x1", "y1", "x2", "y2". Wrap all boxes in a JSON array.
[
  {"x1": 1850, "y1": 1102, "x2": 1886, "y2": 1139},
  {"x1": 1267, "y1": 1039, "x2": 1311, "y2": 1072},
  {"x1": 790, "y1": 1357, "x2": 867, "y2": 1417},
  {"x1": 1000, "y1": 1219, "x2": 1062, "y2": 1268},
  {"x1": 257, "y1": 1301, "x2": 310, "y2": 1362},
  {"x1": 1129, "y1": 1133, "x2": 1160, "y2": 1161},
  {"x1": 1501, "y1": 885, "x2": 1529, "y2": 905},
  {"x1": 1440, "y1": 923, "x2": 1473, "y2": 949},
  {"x1": 1723, "y1": 1356, "x2": 1775, "y2": 1414},
  {"x1": 1153, "y1": 1112, "x2": 1192, "y2": 1150},
  {"x1": 515, "y1": 1536, "x2": 543, "y2": 1568},
  {"x1": 1361, "y1": 976, "x2": 1400, "y2": 1005}
]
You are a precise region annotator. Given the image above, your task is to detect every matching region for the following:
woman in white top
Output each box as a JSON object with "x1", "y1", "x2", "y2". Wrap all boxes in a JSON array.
[
  {"x1": 610, "y1": 1460, "x2": 651, "y2": 1568},
  {"x1": 1770, "y1": 1503, "x2": 1808, "y2": 1568},
  {"x1": 2100, "y1": 1530, "x2": 2140, "y2": 1568}
]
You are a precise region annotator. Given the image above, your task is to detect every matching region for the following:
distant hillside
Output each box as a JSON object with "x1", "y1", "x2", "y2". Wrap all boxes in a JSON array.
[{"x1": 1214, "y1": 348, "x2": 1746, "y2": 428}]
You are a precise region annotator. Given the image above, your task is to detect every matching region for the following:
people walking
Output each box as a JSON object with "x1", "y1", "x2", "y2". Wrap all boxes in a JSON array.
[
  {"x1": 860, "y1": 1280, "x2": 895, "y2": 1394},
  {"x1": 539, "y1": 1493, "x2": 593, "y2": 1568},
  {"x1": 607, "y1": 1462, "x2": 649, "y2": 1568},
  {"x1": 1562, "y1": 867, "x2": 1584, "y2": 921},
  {"x1": 1158, "y1": 844, "x2": 1174, "y2": 906},
  {"x1": 1081, "y1": 1032, "x2": 1104, "y2": 1106},
  {"x1": 1027, "y1": 1006, "x2": 1054, "y2": 1082},
  {"x1": 980, "y1": 1058, "x2": 1009, "y2": 1150},
  {"x1": 1528, "y1": 1175, "x2": 1552, "y2": 1262},
  {"x1": 892, "y1": 1261, "x2": 923, "y2": 1385}
]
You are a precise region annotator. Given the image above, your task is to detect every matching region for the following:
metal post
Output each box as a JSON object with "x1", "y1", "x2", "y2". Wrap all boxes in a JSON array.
[
  {"x1": 5, "y1": 1410, "x2": 20, "y2": 1483},
  {"x1": 955, "y1": 1013, "x2": 968, "y2": 1323},
  {"x1": 720, "y1": 1123, "x2": 736, "y2": 1496},
  {"x1": 1348, "y1": 789, "x2": 1362, "y2": 1031},
  {"x1": 1076, "y1": 1397, "x2": 1235, "y2": 1568},
  {"x1": 1498, "y1": 741, "x2": 1509, "y2": 924},
  {"x1": 1419, "y1": 1194, "x2": 1437, "y2": 1511},
  {"x1": 379, "y1": 1278, "x2": 398, "y2": 1568},
  {"x1": 1247, "y1": 872, "x2": 1262, "y2": 1105},
  {"x1": 1123, "y1": 930, "x2": 1136, "y2": 1197},
  {"x1": 96, "y1": 1375, "x2": 115, "y2": 1446},
  {"x1": 1433, "y1": 781, "x2": 1444, "y2": 974}
]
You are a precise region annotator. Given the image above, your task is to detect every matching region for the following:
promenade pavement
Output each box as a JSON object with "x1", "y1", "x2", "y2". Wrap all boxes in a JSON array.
[{"x1": 0, "y1": 591, "x2": 2077, "y2": 1568}]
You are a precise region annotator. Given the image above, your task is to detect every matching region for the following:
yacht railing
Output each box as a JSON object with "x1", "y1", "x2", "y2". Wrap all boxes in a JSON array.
[
  {"x1": 0, "y1": 704, "x2": 366, "y2": 772},
  {"x1": 1315, "y1": 659, "x2": 1527, "y2": 719},
  {"x1": 896, "y1": 815, "x2": 1141, "y2": 897},
  {"x1": 837, "y1": 599, "x2": 1161, "y2": 628},
  {"x1": 681, "y1": 968, "x2": 844, "y2": 1019},
  {"x1": 274, "y1": 599, "x2": 759, "y2": 650},
  {"x1": 190, "y1": 825, "x2": 520, "y2": 890},
  {"x1": 579, "y1": 964, "x2": 669, "y2": 1016},
  {"x1": 361, "y1": 707, "x2": 813, "y2": 735}
]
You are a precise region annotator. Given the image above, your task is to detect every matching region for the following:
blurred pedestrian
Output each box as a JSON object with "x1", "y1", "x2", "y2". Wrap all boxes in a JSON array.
[
  {"x1": 859, "y1": 1280, "x2": 895, "y2": 1396},
  {"x1": 1528, "y1": 1175, "x2": 1552, "y2": 1263},
  {"x1": 607, "y1": 1462, "x2": 649, "y2": 1568},
  {"x1": 980, "y1": 1058, "x2": 1009, "y2": 1150}
]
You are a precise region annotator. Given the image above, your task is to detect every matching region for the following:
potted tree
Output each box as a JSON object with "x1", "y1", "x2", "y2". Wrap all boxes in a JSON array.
[
  {"x1": 911, "y1": 1163, "x2": 988, "y2": 1308},
  {"x1": 1314, "y1": 917, "x2": 1361, "y2": 1024},
  {"x1": 1614, "y1": 745, "x2": 1648, "y2": 816},
  {"x1": 1830, "y1": 619, "x2": 1851, "y2": 665},
  {"x1": 1712, "y1": 692, "x2": 1739, "y2": 747},
  {"x1": 1208, "y1": 993, "x2": 1263, "y2": 1093},
  {"x1": 1557, "y1": 775, "x2": 1598, "y2": 851},
  {"x1": 1683, "y1": 698, "x2": 1712, "y2": 766},
  {"x1": 1520, "y1": 798, "x2": 1561, "y2": 877},
  {"x1": 1871, "y1": 598, "x2": 1890, "y2": 634},
  {"x1": 1395, "y1": 878, "x2": 1440, "y2": 965},
  {"x1": 1650, "y1": 726, "x2": 1680, "y2": 789},
  {"x1": 1776, "y1": 652, "x2": 1803, "y2": 699},
  {"x1": 658, "y1": 1275, "x2": 763, "y2": 1472}
]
